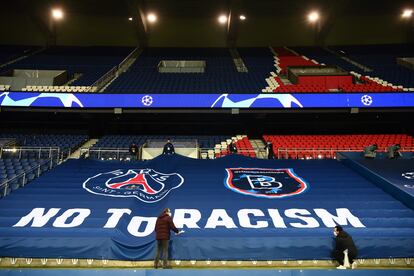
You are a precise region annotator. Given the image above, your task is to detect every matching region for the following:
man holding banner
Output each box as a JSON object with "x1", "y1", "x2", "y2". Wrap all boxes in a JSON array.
[{"x1": 154, "y1": 208, "x2": 183, "y2": 269}]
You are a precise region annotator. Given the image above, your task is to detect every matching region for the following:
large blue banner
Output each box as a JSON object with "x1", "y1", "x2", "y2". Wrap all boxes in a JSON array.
[
  {"x1": 0, "y1": 155, "x2": 413, "y2": 260},
  {"x1": 356, "y1": 159, "x2": 414, "y2": 197},
  {"x1": 1, "y1": 92, "x2": 414, "y2": 108}
]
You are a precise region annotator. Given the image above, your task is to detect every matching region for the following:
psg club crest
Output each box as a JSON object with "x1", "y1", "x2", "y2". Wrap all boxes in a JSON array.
[
  {"x1": 83, "y1": 169, "x2": 184, "y2": 203},
  {"x1": 225, "y1": 168, "x2": 308, "y2": 198}
]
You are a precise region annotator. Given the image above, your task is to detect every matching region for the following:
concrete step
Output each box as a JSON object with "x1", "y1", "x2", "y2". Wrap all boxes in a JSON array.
[
  {"x1": 250, "y1": 139, "x2": 267, "y2": 159},
  {"x1": 69, "y1": 139, "x2": 99, "y2": 159}
]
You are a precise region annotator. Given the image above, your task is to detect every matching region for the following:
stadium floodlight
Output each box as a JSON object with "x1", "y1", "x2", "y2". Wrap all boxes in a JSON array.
[
  {"x1": 401, "y1": 9, "x2": 413, "y2": 18},
  {"x1": 128, "y1": 17, "x2": 133, "y2": 21},
  {"x1": 51, "y1": 8, "x2": 64, "y2": 20},
  {"x1": 147, "y1": 13, "x2": 157, "y2": 23},
  {"x1": 239, "y1": 15, "x2": 246, "y2": 21},
  {"x1": 218, "y1": 15, "x2": 228, "y2": 24},
  {"x1": 308, "y1": 11, "x2": 320, "y2": 23},
  {"x1": 363, "y1": 144, "x2": 378, "y2": 159},
  {"x1": 387, "y1": 144, "x2": 402, "y2": 159}
]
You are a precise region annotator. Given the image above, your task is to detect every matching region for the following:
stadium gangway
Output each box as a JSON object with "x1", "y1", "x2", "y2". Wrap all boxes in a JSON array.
[
  {"x1": 0, "y1": 147, "x2": 61, "y2": 160},
  {"x1": 277, "y1": 147, "x2": 414, "y2": 159},
  {"x1": 0, "y1": 158, "x2": 57, "y2": 198},
  {"x1": 89, "y1": 47, "x2": 142, "y2": 92}
]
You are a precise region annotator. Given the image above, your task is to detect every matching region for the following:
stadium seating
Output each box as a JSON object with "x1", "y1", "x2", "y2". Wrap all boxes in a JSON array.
[
  {"x1": 2, "y1": 45, "x2": 411, "y2": 93},
  {"x1": 2, "y1": 46, "x2": 134, "y2": 86},
  {"x1": 332, "y1": 44, "x2": 414, "y2": 89},
  {"x1": 0, "y1": 134, "x2": 88, "y2": 156},
  {"x1": 0, "y1": 45, "x2": 40, "y2": 66},
  {"x1": 91, "y1": 134, "x2": 256, "y2": 159},
  {"x1": 21, "y1": 85, "x2": 97, "y2": 93},
  {"x1": 105, "y1": 48, "x2": 270, "y2": 93},
  {"x1": 0, "y1": 158, "x2": 51, "y2": 197},
  {"x1": 0, "y1": 84, "x2": 11, "y2": 91},
  {"x1": 214, "y1": 136, "x2": 256, "y2": 158},
  {"x1": 264, "y1": 47, "x2": 403, "y2": 93},
  {"x1": 263, "y1": 134, "x2": 414, "y2": 159},
  {"x1": 292, "y1": 46, "x2": 413, "y2": 92}
]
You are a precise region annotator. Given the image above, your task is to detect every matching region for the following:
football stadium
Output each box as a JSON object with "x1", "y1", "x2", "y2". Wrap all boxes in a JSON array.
[{"x1": 0, "y1": 0, "x2": 414, "y2": 275}]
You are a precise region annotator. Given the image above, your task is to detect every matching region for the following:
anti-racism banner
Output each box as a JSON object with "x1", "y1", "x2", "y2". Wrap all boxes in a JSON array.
[{"x1": 0, "y1": 155, "x2": 413, "y2": 260}]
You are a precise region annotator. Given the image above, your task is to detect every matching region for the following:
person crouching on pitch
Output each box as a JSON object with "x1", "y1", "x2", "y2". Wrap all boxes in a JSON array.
[
  {"x1": 332, "y1": 225, "x2": 358, "y2": 269},
  {"x1": 154, "y1": 208, "x2": 183, "y2": 269}
]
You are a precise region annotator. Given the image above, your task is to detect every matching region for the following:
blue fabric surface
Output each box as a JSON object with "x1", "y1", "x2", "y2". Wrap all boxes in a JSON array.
[{"x1": 0, "y1": 155, "x2": 413, "y2": 260}]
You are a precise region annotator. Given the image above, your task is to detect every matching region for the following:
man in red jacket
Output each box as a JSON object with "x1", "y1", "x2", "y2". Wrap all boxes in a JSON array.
[{"x1": 154, "y1": 208, "x2": 183, "y2": 269}]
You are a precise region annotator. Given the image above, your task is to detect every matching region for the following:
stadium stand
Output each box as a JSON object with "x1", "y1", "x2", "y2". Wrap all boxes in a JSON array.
[
  {"x1": 89, "y1": 134, "x2": 256, "y2": 159},
  {"x1": 264, "y1": 47, "x2": 405, "y2": 93},
  {"x1": 0, "y1": 84, "x2": 11, "y2": 91},
  {"x1": 0, "y1": 45, "x2": 40, "y2": 66},
  {"x1": 1, "y1": 46, "x2": 134, "y2": 87},
  {"x1": 332, "y1": 44, "x2": 414, "y2": 89},
  {"x1": 0, "y1": 158, "x2": 52, "y2": 197},
  {"x1": 105, "y1": 48, "x2": 270, "y2": 93},
  {"x1": 0, "y1": 133, "x2": 88, "y2": 157},
  {"x1": 2, "y1": 45, "x2": 412, "y2": 94},
  {"x1": 292, "y1": 45, "x2": 414, "y2": 92},
  {"x1": 263, "y1": 134, "x2": 414, "y2": 159},
  {"x1": 20, "y1": 85, "x2": 97, "y2": 93},
  {"x1": 0, "y1": 133, "x2": 87, "y2": 149}
]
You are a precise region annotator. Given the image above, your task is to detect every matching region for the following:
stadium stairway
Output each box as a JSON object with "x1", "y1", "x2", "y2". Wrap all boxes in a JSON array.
[
  {"x1": 0, "y1": 155, "x2": 413, "y2": 265},
  {"x1": 69, "y1": 139, "x2": 99, "y2": 159}
]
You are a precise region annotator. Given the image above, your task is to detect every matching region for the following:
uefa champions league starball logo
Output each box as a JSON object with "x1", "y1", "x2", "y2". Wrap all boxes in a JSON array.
[
  {"x1": 141, "y1": 95, "x2": 153, "y2": 106},
  {"x1": 361, "y1": 95, "x2": 373, "y2": 106}
]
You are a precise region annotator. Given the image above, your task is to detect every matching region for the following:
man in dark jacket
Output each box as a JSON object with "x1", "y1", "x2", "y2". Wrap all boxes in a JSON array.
[
  {"x1": 228, "y1": 140, "x2": 237, "y2": 154},
  {"x1": 154, "y1": 208, "x2": 182, "y2": 269},
  {"x1": 162, "y1": 139, "x2": 175, "y2": 155},
  {"x1": 332, "y1": 225, "x2": 358, "y2": 269},
  {"x1": 264, "y1": 141, "x2": 275, "y2": 159},
  {"x1": 129, "y1": 143, "x2": 138, "y2": 160}
]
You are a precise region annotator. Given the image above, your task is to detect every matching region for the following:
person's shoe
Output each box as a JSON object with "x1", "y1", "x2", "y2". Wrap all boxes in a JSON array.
[
  {"x1": 336, "y1": 265, "x2": 347, "y2": 269},
  {"x1": 351, "y1": 262, "x2": 357, "y2": 269}
]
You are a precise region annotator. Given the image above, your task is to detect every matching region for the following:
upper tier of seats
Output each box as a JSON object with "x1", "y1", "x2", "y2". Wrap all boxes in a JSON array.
[
  {"x1": 0, "y1": 45, "x2": 39, "y2": 65},
  {"x1": 292, "y1": 45, "x2": 414, "y2": 91},
  {"x1": 1, "y1": 45, "x2": 412, "y2": 93},
  {"x1": 264, "y1": 47, "x2": 406, "y2": 93},
  {"x1": 332, "y1": 44, "x2": 414, "y2": 89},
  {"x1": 2, "y1": 46, "x2": 134, "y2": 86},
  {"x1": 105, "y1": 47, "x2": 270, "y2": 93}
]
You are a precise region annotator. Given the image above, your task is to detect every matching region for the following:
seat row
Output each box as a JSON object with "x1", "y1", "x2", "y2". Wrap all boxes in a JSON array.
[
  {"x1": 0, "y1": 85, "x2": 11, "y2": 91},
  {"x1": 21, "y1": 85, "x2": 97, "y2": 93}
]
